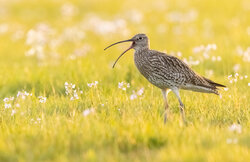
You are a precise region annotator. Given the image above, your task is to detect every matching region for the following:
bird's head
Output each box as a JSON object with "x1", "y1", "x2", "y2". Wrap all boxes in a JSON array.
[
  {"x1": 104, "y1": 33, "x2": 149, "y2": 68},
  {"x1": 130, "y1": 33, "x2": 149, "y2": 50}
]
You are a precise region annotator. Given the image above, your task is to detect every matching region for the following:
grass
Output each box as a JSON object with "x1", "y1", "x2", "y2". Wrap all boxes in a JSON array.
[{"x1": 0, "y1": 0, "x2": 249, "y2": 161}]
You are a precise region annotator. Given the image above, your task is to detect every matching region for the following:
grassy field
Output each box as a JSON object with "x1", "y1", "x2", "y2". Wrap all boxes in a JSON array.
[{"x1": 0, "y1": 0, "x2": 249, "y2": 161}]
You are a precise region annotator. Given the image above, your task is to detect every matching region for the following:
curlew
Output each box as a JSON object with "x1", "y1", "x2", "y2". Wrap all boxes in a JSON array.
[{"x1": 104, "y1": 33, "x2": 225, "y2": 123}]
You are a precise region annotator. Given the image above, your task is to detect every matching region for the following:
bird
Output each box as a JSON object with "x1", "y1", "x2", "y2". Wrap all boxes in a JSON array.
[{"x1": 104, "y1": 33, "x2": 226, "y2": 123}]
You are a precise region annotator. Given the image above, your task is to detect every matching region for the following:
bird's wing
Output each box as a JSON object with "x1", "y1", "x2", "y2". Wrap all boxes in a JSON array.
[{"x1": 150, "y1": 51, "x2": 217, "y2": 89}]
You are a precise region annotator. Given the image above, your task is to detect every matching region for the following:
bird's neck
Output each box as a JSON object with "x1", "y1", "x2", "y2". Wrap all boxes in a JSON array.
[
  {"x1": 134, "y1": 47, "x2": 149, "y2": 53},
  {"x1": 134, "y1": 48, "x2": 150, "y2": 59}
]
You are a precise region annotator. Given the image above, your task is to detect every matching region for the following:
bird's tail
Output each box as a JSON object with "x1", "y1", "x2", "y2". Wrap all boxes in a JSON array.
[
  {"x1": 203, "y1": 77, "x2": 226, "y2": 88},
  {"x1": 202, "y1": 77, "x2": 226, "y2": 95}
]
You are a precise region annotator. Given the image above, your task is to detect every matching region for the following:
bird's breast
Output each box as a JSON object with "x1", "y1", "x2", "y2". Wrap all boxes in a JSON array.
[
  {"x1": 134, "y1": 51, "x2": 164, "y2": 88},
  {"x1": 133, "y1": 51, "x2": 181, "y2": 89}
]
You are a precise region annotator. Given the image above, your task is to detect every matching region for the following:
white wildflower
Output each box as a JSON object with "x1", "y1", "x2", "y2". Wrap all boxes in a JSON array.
[
  {"x1": 17, "y1": 91, "x2": 32, "y2": 100},
  {"x1": 37, "y1": 118, "x2": 41, "y2": 123},
  {"x1": 11, "y1": 110, "x2": 16, "y2": 116},
  {"x1": 233, "y1": 64, "x2": 240, "y2": 72},
  {"x1": 118, "y1": 81, "x2": 130, "y2": 91},
  {"x1": 137, "y1": 88, "x2": 144, "y2": 96},
  {"x1": 87, "y1": 81, "x2": 98, "y2": 88},
  {"x1": 83, "y1": 108, "x2": 95, "y2": 116},
  {"x1": 130, "y1": 88, "x2": 144, "y2": 100},
  {"x1": 3, "y1": 98, "x2": 9, "y2": 102},
  {"x1": 3, "y1": 96, "x2": 14, "y2": 102},
  {"x1": 236, "y1": 46, "x2": 250, "y2": 62},
  {"x1": 65, "y1": 82, "x2": 81, "y2": 100},
  {"x1": 38, "y1": 96, "x2": 47, "y2": 103},
  {"x1": 228, "y1": 123, "x2": 242, "y2": 134},
  {"x1": 130, "y1": 93, "x2": 137, "y2": 100},
  {"x1": 4, "y1": 103, "x2": 11, "y2": 109}
]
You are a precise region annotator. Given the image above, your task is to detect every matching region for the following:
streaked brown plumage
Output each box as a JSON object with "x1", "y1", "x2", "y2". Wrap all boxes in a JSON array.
[{"x1": 105, "y1": 33, "x2": 225, "y2": 123}]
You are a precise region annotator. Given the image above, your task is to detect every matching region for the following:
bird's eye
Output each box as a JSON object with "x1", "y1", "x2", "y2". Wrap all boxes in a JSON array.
[{"x1": 138, "y1": 37, "x2": 143, "y2": 40}]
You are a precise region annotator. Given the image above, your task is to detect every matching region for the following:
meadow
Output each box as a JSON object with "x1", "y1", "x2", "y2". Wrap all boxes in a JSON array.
[{"x1": 0, "y1": 0, "x2": 249, "y2": 161}]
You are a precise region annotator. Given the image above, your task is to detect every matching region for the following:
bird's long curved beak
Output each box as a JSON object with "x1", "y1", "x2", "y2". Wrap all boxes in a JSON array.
[
  {"x1": 104, "y1": 39, "x2": 134, "y2": 50},
  {"x1": 104, "y1": 38, "x2": 134, "y2": 68},
  {"x1": 112, "y1": 45, "x2": 133, "y2": 68}
]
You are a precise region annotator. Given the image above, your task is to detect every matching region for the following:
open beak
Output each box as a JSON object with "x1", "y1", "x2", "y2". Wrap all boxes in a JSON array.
[{"x1": 104, "y1": 38, "x2": 134, "y2": 68}]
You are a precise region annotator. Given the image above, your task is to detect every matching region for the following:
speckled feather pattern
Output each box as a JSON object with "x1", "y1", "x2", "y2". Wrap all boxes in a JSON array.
[{"x1": 134, "y1": 48, "x2": 223, "y2": 94}]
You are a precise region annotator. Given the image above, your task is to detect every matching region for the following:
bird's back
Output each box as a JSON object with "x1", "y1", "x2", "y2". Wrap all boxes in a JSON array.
[{"x1": 134, "y1": 49, "x2": 225, "y2": 94}]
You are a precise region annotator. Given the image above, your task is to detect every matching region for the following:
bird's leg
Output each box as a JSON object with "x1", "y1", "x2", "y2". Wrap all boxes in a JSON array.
[
  {"x1": 161, "y1": 89, "x2": 170, "y2": 123},
  {"x1": 171, "y1": 88, "x2": 186, "y2": 124}
]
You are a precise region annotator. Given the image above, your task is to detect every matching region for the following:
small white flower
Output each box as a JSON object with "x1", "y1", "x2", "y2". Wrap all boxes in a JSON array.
[
  {"x1": 82, "y1": 108, "x2": 95, "y2": 116},
  {"x1": 130, "y1": 93, "x2": 137, "y2": 100},
  {"x1": 38, "y1": 96, "x2": 47, "y2": 103},
  {"x1": 233, "y1": 64, "x2": 240, "y2": 72},
  {"x1": 248, "y1": 83, "x2": 250, "y2": 86},
  {"x1": 3, "y1": 98, "x2": 9, "y2": 102},
  {"x1": 87, "y1": 81, "x2": 98, "y2": 88},
  {"x1": 37, "y1": 118, "x2": 41, "y2": 123},
  {"x1": 228, "y1": 123, "x2": 242, "y2": 134},
  {"x1": 137, "y1": 88, "x2": 144, "y2": 96},
  {"x1": 15, "y1": 103, "x2": 20, "y2": 108},
  {"x1": 118, "y1": 82, "x2": 124, "y2": 89},
  {"x1": 17, "y1": 91, "x2": 32, "y2": 100},
  {"x1": 11, "y1": 109, "x2": 16, "y2": 116},
  {"x1": 4, "y1": 103, "x2": 11, "y2": 109},
  {"x1": 118, "y1": 81, "x2": 130, "y2": 91},
  {"x1": 223, "y1": 88, "x2": 229, "y2": 91}
]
